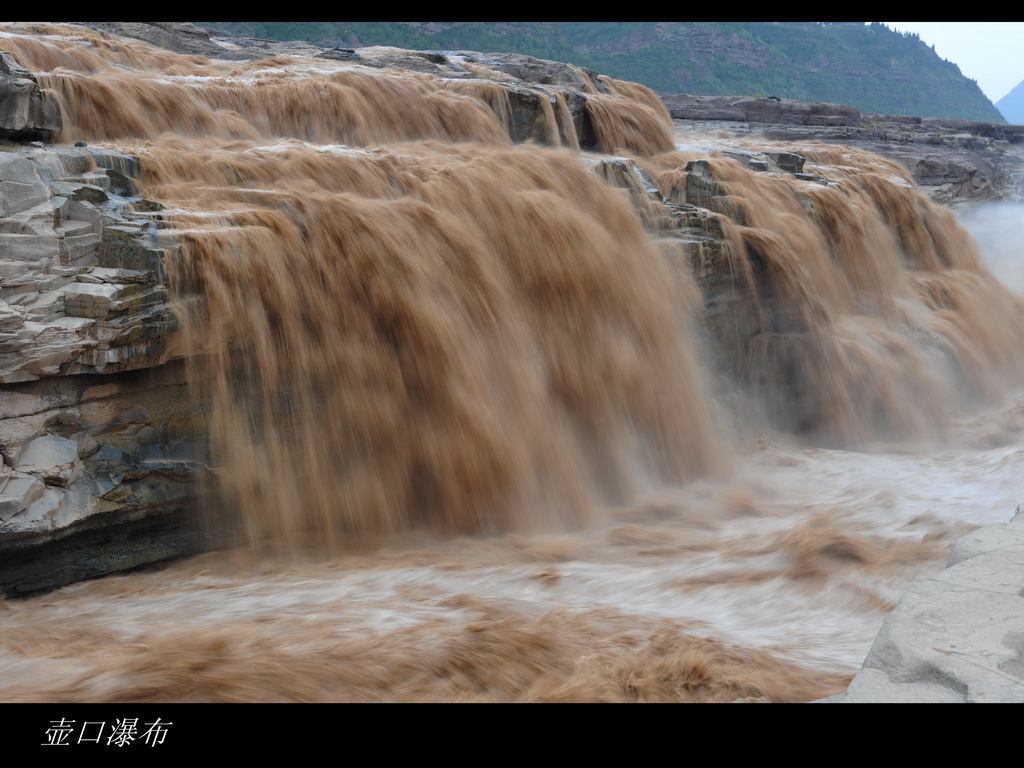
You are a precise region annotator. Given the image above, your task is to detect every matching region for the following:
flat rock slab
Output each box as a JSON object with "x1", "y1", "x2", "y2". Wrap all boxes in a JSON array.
[
  {"x1": 829, "y1": 512, "x2": 1024, "y2": 702},
  {"x1": 14, "y1": 433, "x2": 79, "y2": 471}
]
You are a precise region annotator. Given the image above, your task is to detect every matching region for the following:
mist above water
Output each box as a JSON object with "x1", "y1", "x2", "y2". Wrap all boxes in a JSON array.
[{"x1": 959, "y1": 202, "x2": 1024, "y2": 295}]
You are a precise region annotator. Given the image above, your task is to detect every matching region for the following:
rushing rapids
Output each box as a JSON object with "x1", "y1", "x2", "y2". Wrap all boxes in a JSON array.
[{"x1": 1, "y1": 23, "x2": 1023, "y2": 702}]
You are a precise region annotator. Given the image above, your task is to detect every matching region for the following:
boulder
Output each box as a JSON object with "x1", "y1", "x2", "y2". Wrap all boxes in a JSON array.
[{"x1": 0, "y1": 53, "x2": 61, "y2": 140}]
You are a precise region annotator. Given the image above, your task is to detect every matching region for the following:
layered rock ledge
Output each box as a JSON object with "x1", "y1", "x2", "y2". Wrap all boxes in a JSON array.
[
  {"x1": 0, "y1": 143, "x2": 208, "y2": 595},
  {"x1": 664, "y1": 92, "x2": 1024, "y2": 206}
]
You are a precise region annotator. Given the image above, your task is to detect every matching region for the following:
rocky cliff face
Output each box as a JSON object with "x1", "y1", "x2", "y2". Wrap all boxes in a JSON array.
[
  {"x1": 0, "y1": 51, "x2": 61, "y2": 141},
  {"x1": 0, "y1": 142, "x2": 208, "y2": 594}
]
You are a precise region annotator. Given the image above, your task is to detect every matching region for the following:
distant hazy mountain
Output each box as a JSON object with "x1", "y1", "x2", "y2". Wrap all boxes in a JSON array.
[
  {"x1": 996, "y1": 82, "x2": 1024, "y2": 125},
  {"x1": 197, "y1": 21, "x2": 1004, "y2": 122}
]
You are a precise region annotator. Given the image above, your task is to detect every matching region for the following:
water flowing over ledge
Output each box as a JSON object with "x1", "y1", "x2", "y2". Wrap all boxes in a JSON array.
[{"x1": 1, "y1": 22, "x2": 1022, "y2": 702}]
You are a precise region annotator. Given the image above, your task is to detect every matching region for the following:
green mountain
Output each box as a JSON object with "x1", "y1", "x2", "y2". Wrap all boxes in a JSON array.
[{"x1": 196, "y1": 22, "x2": 1003, "y2": 123}]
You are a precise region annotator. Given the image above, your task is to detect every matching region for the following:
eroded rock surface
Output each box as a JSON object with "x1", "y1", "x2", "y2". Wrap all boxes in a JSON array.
[
  {"x1": 0, "y1": 147, "x2": 173, "y2": 382},
  {"x1": 0, "y1": 141, "x2": 208, "y2": 594},
  {"x1": 666, "y1": 93, "x2": 1024, "y2": 205},
  {"x1": 0, "y1": 53, "x2": 61, "y2": 142},
  {"x1": 826, "y1": 511, "x2": 1024, "y2": 702}
]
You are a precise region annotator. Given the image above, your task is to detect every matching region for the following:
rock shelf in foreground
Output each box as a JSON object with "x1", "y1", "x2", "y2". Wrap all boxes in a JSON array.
[{"x1": 824, "y1": 511, "x2": 1024, "y2": 702}]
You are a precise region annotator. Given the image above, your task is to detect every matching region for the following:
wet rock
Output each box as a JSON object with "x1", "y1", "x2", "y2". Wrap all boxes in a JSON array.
[
  {"x1": 0, "y1": 129, "x2": 205, "y2": 592},
  {"x1": 0, "y1": 362, "x2": 210, "y2": 595},
  {"x1": 0, "y1": 143, "x2": 179, "y2": 383},
  {"x1": 0, "y1": 53, "x2": 62, "y2": 141}
]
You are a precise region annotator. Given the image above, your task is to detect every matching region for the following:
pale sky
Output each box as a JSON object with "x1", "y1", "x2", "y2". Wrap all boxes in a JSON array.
[{"x1": 881, "y1": 22, "x2": 1024, "y2": 104}]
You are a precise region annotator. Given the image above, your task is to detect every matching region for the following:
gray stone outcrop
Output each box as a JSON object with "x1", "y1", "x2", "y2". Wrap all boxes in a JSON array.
[
  {"x1": 0, "y1": 140, "x2": 209, "y2": 595},
  {"x1": 825, "y1": 511, "x2": 1024, "y2": 702},
  {"x1": 663, "y1": 93, "x2": 860, "y2": 127},
  {"x1": 0, "y1": 147, "x2": 174, "y2": 383},
  {"x1": 0, "y1": 52, "x2": 61, "y2": 141},
  {"x1": 667, "y1": 93, "x2": 1024, "y2": 206}
]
